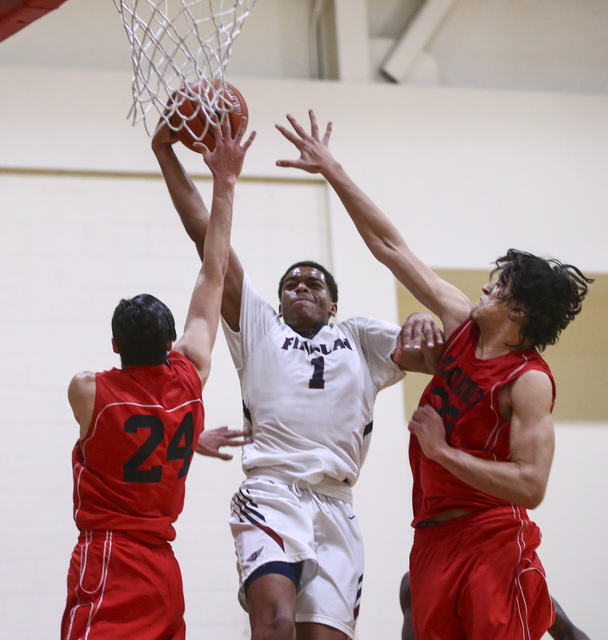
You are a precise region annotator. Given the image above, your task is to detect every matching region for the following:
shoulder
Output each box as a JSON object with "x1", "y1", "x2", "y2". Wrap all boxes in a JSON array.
[
  {"x1": 68, "y1": 370, "x2": 96, "y2": 398},
  {"x1": 68, "y1": 371, "x2": 97, "y2": 434},
  {"x1": 237, "y1": 275, "x2": 279, "y2": 328},
  {"x1": 502, "y1": 368, "x2": 555, "y2": 419},
  {"x1": 513, "y1": 352, "x2": 555, "y2": 400},
  {"x1": 512, "y1": 368, "x2": 554, "y2": 397},
  {"x1": 339, "y1": 315, "x2": 400, "y2": 336},
  {"x1": 169, "y1": 350, "x2": 198, "y2": 373},
  {"x1": 168, "y1": 351, "x2": 204, "y2": 391}
]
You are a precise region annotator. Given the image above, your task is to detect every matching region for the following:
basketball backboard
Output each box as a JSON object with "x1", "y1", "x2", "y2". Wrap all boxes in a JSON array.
[{"x1": 0, "y1": 0, "x2": 69, "y2": 43}]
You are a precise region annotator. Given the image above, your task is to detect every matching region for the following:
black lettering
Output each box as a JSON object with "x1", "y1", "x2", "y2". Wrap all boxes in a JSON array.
[
  {"x1": 431, "y1": 387, "x2": 461, "y2": 439},
  {"x1": 309, "y1": 356, "x2": 325, "y2": 389},
  {"x1": 122, "y1": 415, "x2": 164, "y2": 483}
]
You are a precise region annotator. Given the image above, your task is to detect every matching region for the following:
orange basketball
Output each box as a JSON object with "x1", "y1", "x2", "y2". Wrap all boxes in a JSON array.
[{"x1": 169, "y1": 80, "x2": 248, "y2": 152}]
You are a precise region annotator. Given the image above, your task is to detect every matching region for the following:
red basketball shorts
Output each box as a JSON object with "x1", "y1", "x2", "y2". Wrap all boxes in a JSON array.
[
  {"x1": 61, "y1": 530, "x2": 186, "y2": 640},
  {"x1": 410, "y1": 506, "x2": 555, "y2": 640}
]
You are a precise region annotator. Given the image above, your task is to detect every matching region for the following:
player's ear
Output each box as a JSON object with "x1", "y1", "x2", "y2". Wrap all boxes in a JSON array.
[
  {"x1": 111, "y1": 338, "x2": 120, "y2": 354},
  {"x1": 166, "y1": 342, "x2": 173, "y2": 353},
  {"x1": 508, "y1": 308, "x2": 526, "y2": 323},
  {"x1": 278, "y1": 304, "x2": 283, "y2": 318},
  {"x1": 329, "y1": 302, "x2": 337, "y2": 318}
]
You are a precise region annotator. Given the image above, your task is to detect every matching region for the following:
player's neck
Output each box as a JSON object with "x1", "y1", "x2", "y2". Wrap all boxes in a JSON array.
[
  {"x1": 475, "y1": 325, "x2": 522, "y2": 360},
  {"x1": 291, "y1": 322, "x2": 327, "y2": 339}
]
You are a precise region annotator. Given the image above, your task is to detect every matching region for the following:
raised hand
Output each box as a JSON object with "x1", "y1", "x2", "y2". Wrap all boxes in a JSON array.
[
  {"x1": 275, "y1": 110, "x2": 335, "y2": 174},
  {"x1": 151, "y1": 116, "x2": 180, "y2": 151},
  {"x1": 395, "y1": 312, "x2": 445, "y2": 373},
  {"x1": 397, "y1": 312, "x2": 444, "y2": 351},
  {"x1": 194, "y1": 114, "x2": 256, "y2": 180}
]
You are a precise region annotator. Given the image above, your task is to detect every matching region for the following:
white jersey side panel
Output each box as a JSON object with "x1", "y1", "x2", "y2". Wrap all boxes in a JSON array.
[{"x1": 222, "y1": 275, "x2": 405, "y2": 492}]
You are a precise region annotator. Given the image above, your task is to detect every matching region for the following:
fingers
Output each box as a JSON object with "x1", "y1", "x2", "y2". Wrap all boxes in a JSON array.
[
  {"x1": 322, "y1": 120, "x2": 332, "y2": 144},
  {"x1": 394, "y1": 330, "x2": 405, "y2": 362},
  {"x1": 206, "y1": 114, "x2": 254, "y2": 150},
  {"x1": 192, "y1": 140, "x2": 211, "y2": 159},
  {"x1": 232, "y1": 115, "x2": 248, "y2": 143},
  {"x1": 241, "y1": 129, "x2": 257, "y2": 152},
  {"x1": 275, "y1": 122, "x2": 303, "y2": 146},
  {"x1": 275, "y1": 159, "x2": 303, "y2": 169},
  {"x1": 152, "y1": 116, "x2": 178, "y2": 147},
  {"x1": 433, "y1": 325, "x2": 445, "y2": 347},
  {"x1": 399, "y1": 321, "x2": 421, "y2": 351},
  {"x1": 400, "y1": 312, "x2": 444, "y2": 350},
  {"x1": 308, "y1": 109, "x2": 319, "y2": 140},
  {"x1": 285, "y1": 113, "x2": 309, "y2": 139}
]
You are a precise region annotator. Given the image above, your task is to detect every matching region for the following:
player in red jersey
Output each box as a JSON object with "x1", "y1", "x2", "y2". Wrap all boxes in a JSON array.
[
  {"x1": 61, "y1": 115, "x2": 256, "y2": 640},
  {"x1": 399, "y1": 572, "x2": 591, "y2": 640},
  {"x1": 275, "y1": 110, "x2": 593, "y2": 640}
]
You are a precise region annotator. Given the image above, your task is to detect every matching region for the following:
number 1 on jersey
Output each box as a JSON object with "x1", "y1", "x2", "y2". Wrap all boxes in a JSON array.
[{"x1": 309, "y1": 356, "x2": 325, "y2": 389}]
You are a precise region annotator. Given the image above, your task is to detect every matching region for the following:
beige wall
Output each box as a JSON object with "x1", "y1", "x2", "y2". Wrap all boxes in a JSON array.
[
  {"x1": 398, "y1": 271, "x2": 608, "y2": 423},
  {"x1": 1, "y1": 66, "x2": 606, "y2": 638}
]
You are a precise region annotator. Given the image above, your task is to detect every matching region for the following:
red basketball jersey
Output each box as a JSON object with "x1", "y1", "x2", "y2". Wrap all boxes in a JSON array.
[
  {"x1": 410, "y1": 320, "x2": 555, "y2": 526},
  {"x1": 72, "y1": 351, "x2": 204, "y2": 544}
]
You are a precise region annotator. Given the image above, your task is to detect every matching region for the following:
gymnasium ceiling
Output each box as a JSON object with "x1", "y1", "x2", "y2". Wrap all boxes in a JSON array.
[{"x1": 0, "y1": 0, "x2": 606, "y2": 95}]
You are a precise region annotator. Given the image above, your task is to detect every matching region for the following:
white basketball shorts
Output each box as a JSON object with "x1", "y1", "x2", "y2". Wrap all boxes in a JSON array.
[{"x1": 229, "y1": 475, "x2": 364, "y2": 638}]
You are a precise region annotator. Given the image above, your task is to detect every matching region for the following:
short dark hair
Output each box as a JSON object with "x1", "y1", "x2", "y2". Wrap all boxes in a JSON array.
[
  {"x1": 492, "y1": 249, "x2": 593, "y2": 351},
  {"x1": 278, "y1": 261, "x2": 339, "y2": 303},
  {"x1": 111, "y1": 294, "x2": 177, "y2": 367}
]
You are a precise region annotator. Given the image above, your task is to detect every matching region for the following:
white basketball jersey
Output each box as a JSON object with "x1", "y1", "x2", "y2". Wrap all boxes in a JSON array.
[{"x1": 223, "y1": 275, "x2": 405, "y2": 499}]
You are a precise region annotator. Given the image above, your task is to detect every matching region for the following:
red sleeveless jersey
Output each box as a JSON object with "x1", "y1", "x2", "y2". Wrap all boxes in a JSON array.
[
  {"x1": 410, "y1": 320, "x2": 555, "y2": 527},
  {"x1": 72, "y1": 351, "x2": 204, "y2": 544}
]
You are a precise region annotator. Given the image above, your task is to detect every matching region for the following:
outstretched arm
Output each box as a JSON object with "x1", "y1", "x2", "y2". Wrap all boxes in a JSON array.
[
  {"x1": 171, "y1": 116, "x2": 255, "y2": 384},
  {"x1": 152, "y1": 118, "x2": 254, "y2": 332},
  {"x1": 276, "y1": 110, "x2": 472, "y2": 338}
]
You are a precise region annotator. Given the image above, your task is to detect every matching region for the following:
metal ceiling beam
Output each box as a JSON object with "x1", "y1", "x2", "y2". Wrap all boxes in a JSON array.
[
  {"x1": 313, "y1": 0, "x2": 371, "y2": 82},
  {"x1": 381, "y1": 0, "x2": 457, "y2": 83},
  {"x1": 333, "y1": 0, "x2": 371, "y2": 82}
]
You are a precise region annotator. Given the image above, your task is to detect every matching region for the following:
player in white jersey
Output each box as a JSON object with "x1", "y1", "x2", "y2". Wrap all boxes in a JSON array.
[
  {"x1": 153, "y1": 121, "x2": 441, "y2": 640},
  {"x1": 227, "y1": 271, "x2": 405, "y2": 491}
]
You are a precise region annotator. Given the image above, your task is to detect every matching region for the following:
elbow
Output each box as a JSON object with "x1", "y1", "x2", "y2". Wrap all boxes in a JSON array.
[
  {"x1": 367, "y1": 239, "x2": 404, "y2": 274},
  {"x1": 529, "y1": 485, "x2": 547, "y2": 509},
  {"x1": 517, "y1": 477, "x2": 547, "y2": 510},
  {"x1": 520, "y1": 493, "x2": 544, "y2": 510}
]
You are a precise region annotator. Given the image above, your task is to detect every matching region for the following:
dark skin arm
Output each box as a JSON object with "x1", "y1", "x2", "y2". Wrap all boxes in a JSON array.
[
  {"x1": 152, "y1": 119, "x2": 254, "y2": 332},
  {"x1": 195, "y1": 426, "x2": 252, "y2": 460},
  {"x1": 393, "y1": 312, "x2": 445, "y2": 374}
]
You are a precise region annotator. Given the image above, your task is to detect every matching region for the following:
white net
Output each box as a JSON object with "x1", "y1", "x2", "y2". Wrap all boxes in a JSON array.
[{"x1": 113, "y1": 0, "x2": 256, "y2": 138}]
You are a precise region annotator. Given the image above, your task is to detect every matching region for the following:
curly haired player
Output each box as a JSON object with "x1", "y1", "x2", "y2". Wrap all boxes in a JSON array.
[{"x1": 276, "y1": 109, "x2": 593, "y2": 640}]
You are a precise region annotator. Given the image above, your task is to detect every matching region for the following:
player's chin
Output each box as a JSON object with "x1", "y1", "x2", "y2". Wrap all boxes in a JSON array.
[{"x1": 286, "y1": 310, "x2": 323, "y2": 330}]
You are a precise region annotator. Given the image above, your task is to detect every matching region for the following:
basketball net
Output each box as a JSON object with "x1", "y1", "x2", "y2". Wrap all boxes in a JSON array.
[{"x1": 113, "y1": 0, "x2": 256, "y2": 138}]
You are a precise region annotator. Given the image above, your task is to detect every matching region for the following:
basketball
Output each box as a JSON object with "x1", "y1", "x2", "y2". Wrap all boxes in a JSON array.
[{"x1": 169, "y1": 80, "x2": 248, "y2": 153}]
